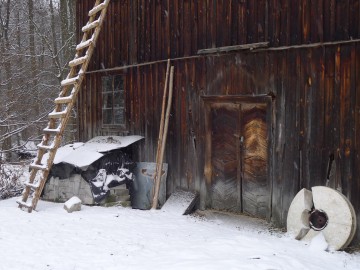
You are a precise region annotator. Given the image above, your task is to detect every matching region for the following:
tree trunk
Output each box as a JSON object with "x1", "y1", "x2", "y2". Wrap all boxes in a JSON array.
[
  {"x1": 60, "y1": 0, "x2": 70, "y2": 73},
  {"x1": 27, "y1": 0, "x2": 40, "y2": 131},
  {"x1": 0, "y1": 0, "x2": 13, "y2": 161},
  {"x1": 60, "y1": 0, "x2": 77, "y2": 144},
  {"x1": 49, "y1": 0, "x2": 59, "y2": 65}
]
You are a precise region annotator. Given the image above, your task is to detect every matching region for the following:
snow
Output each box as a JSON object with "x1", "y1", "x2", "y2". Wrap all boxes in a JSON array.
[
  {"x1": 64, "y1": 196, "x2": 82, "y2": 209},
  {"x1": 161, "y1": 188, "x2": 198, "y2": 215},
  {"x1": 309, "y1": 232, "x2": 329, "y2": 252},
  {"x1": 53, "y1": 144, "x2": 103, "y2": 169},
  {"x1": 85, "y1": 135, "x2": 144, "y2": 153},
  {"x1": 52, "y1": 142, "x2": 85, "y2": 163},
  {"x1": 44, "y1": 136, "x2": 144, "y2": 169},
  {"x1": 61, "y1": 75, "x2": 80, "y2": 87},
  {"x1": 0, "y1": 197, "x2": 359, "y2": 270},
  {"x1": 21, "y1": 140, "x2": 38, "y2": 156}
]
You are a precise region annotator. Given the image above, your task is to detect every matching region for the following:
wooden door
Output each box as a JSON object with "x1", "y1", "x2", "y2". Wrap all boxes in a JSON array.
[
  {"x1": 205, "y1": 99, "x2": 270, "y2": 219},
  {"x1": 210, "y1": 106, "x2": 241, "y2": 212},
  {"x1": 241, "y1": 103, "x2": 268, "y2": 218}
]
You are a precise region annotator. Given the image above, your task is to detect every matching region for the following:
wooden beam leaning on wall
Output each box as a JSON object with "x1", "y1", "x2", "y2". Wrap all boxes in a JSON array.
[{"x1": 152, "y1": 60, "x2": 174, "y2": 209}]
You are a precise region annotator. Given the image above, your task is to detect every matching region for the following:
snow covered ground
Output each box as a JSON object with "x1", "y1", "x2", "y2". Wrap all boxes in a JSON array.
[{"x1": 0, "y1": 197, "x2": 359, "y2": 270}]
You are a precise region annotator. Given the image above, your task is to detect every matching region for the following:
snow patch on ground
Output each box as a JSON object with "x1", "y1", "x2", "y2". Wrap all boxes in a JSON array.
[
  {"x1": 0, "y1": 197, "x2": 359, "y2": 270},
  {"x1": 309, "y1": 231, "x2": 329, "y2": 252}
]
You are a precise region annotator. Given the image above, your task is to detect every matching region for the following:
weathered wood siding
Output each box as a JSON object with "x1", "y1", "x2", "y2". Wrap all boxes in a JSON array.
[
  {"x1": 77, "y1": 0, "x2": 360, "y2": 68},
  {"x1": 76, "y1": 0, "x2": 360, "y2": 243}
]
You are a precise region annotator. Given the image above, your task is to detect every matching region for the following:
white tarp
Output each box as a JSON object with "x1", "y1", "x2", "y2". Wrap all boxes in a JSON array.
[
  {"x1": 84, "y1": 135, "x2": 144, "y2": 153},
  {"x1": 47, "y1": 135, "x2": 144, "y2": 169}
]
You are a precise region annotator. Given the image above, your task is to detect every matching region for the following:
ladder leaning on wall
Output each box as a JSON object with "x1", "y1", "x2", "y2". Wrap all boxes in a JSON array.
[{"x1": 16, "y1": 0, "x2": 111, "y2": 212}]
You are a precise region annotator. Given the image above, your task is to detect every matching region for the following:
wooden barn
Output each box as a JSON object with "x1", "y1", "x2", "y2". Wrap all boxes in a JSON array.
[{"x1": 75, "y1": 0, "x2": 360, "y2": 243}]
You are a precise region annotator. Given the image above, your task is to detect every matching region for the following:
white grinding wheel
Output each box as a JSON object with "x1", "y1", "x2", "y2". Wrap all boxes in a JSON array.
[
  {"x1": 287, "y1": 188, "x2": 313, "y2": 240},
  {"x1": 310, "y1": 186, "x2": 356, "y2": 250},
  {"x1": 336, "y1": 192, "x2": 357, "y2": 248}
]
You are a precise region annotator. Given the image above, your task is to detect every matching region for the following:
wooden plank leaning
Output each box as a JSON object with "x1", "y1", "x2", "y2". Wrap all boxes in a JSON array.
[
  {"x1": 151, "y1": 59, "x2": 170, "y2": 209},
  {"x1": 151, "y1": 61, "x2": 174, "y2": 209}
]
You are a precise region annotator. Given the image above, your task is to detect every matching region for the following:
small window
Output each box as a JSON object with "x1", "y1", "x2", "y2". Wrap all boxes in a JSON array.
[{"x1": 102, "y1": 75, "x2": 125, "y2": 126}]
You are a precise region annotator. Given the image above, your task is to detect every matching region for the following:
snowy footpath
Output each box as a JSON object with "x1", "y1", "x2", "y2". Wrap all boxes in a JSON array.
[{"x1": 0, "y1": 197, "x2": 359, "y2": 270}]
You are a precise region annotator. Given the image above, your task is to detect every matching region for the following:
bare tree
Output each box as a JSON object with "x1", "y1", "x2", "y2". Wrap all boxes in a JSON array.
[
  {"x1": 0, "y1": 0, "x2": 14, "y2": 161},
  {"x1": 0, "y1": 0, "x2": 76, "y2": 162}
]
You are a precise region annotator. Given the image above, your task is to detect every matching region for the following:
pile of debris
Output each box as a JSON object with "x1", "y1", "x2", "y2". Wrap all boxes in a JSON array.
[{"x1": 42, "y1": 136, "x2": 142, "y2": 205}]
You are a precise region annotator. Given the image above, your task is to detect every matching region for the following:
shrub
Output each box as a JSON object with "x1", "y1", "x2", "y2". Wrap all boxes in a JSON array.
[{"x1": 0, "y1": 163, "x2": 25, "y2": 200}]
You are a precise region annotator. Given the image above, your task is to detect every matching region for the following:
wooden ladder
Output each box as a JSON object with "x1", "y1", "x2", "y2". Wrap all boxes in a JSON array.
[{"x1": 16, "y1": 0, "x2": 111, "y2": 212}]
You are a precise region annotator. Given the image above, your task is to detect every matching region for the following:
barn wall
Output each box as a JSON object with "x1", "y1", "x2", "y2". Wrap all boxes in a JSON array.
[
  {"x1": 76, "y1": 0, "x2": 360, "y2": 69},
  {"x1": 78, "y1": 44, "x2": 360, "y2": 241},
  {"x1": 76, "y1": 0, "x2": 360, "y2": 242}
]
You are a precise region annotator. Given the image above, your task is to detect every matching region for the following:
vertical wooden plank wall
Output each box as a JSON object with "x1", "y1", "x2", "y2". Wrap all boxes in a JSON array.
[
  {"x1": 76, "y1": 0, "x2": 360, "y2": 242},
  {"x1": 77, "y1": 0, "x2": 360, "y2": 69},
  {"x1": 79, "y1": 47, "x2": 360, "y2": 235},
  {"x1": 355, "y1": 43, "x2": 360, "y2": 221}
]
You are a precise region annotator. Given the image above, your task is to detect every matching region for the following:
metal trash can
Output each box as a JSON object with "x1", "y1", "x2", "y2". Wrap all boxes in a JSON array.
[{"x1": 130, "y1": 162, "x2": 168, "y2": 210}]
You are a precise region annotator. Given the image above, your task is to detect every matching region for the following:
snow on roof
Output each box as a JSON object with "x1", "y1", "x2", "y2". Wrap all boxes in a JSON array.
[
  {"x1": 52, "y1": 143, "x2": 103, "y2": 169},
  {"x1": 47, "y1": 136, "x2": 144, "y2": 169},
  {"x1": 84, "y1": 135, "x2": 144, "y2": 153}
]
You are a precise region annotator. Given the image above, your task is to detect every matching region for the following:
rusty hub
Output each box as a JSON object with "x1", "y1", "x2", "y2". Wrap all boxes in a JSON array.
[{"x1": 309, "y1": 209, "x2": 329, "y2": 231}]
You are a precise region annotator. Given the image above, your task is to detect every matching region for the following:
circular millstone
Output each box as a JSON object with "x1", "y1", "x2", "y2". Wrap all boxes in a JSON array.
[
  {"x1": 286, "y1": 188, "x2": 313, "y2": 240},
  {"x1": 307, "y1": 186, "x2": 356, "y2": 250},
  {"x1": 334, "y1": 191, "x2": 357, "y2": 248}
]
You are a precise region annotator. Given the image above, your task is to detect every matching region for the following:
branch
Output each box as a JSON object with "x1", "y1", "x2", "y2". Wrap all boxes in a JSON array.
[{"x1": 0, "y1": 109, "x2": 50, "y2": 143}]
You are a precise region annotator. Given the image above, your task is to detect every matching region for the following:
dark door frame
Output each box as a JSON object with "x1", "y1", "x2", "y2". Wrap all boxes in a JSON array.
[{"x1": 202, "y1": 94, "x2": 274, "y2": 221}]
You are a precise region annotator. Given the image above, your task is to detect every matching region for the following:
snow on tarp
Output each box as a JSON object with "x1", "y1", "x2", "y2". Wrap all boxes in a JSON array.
[
  {"x1": 43, "y1": 136, "x2": 143, "y2": 203},
  {"x1": 52, "y1": 142, "x2": 102, "y2": 169},
  {"x1": 84, "y1": 135, "x2": 144, "y2": 153},
  {"x1": 46, "y1": 135, "x2": 144, "y2": 170},
  {"x1": 84, "y1": 152, "x2": 136, "y2": 203}
]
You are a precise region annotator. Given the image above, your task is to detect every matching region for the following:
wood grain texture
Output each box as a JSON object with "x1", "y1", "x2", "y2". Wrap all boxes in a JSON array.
[
  {"x1": 76, "y1": 0, "x2": 360, "y2": 243},
  {"x1": 242, "y1": 104, "x2": 269, "y2": 218},
  {"x1": 210, "y1": 107, "x2": 239, "y2": 212},
  {"x1": 76, "y1": 0, "x2": 360, "y2": 69}
]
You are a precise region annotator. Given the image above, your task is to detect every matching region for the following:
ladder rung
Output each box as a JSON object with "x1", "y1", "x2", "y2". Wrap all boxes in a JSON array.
[
  {"x1": 76, "y1": 38, "x2": 94, "y2": 51},
  {"x1": 37, "y1": 142, "x2": 55, "y2": 151},
  {"x1": 61, "y1": 76, "x2": 80, "y2": 87},
  {"x1": 69, "y1": 56, "x2": 88, "y2": 67},
  {"x1": 54, "y1": 96, "x2": 73, "y2": 104},
  {"x1": 43, "y1": 127, "x2": 60, "y2": 134},
  {"x1": 88, "y1": 3, "x2": 106, "y2": 17},
  {"x1": 82, "y1": 19, "x2": 100, "y2": 32},
  {"x1": 25, "y1": 181, "x2": 40, "y2": 189},
  {"x1": 48, "y1": 110, "x2": 68, "y2": 119},
  {"x1": 29, "y1": 163, "x2": 48, "y2": 171},
  {"x1": 16, "y1": 199, "x2": 33, "y2": 209}
]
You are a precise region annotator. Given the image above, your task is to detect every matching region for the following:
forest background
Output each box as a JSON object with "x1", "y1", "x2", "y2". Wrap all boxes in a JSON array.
[{"x1": 0, "y1": 0, "x2": 76, "y2": 162}]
